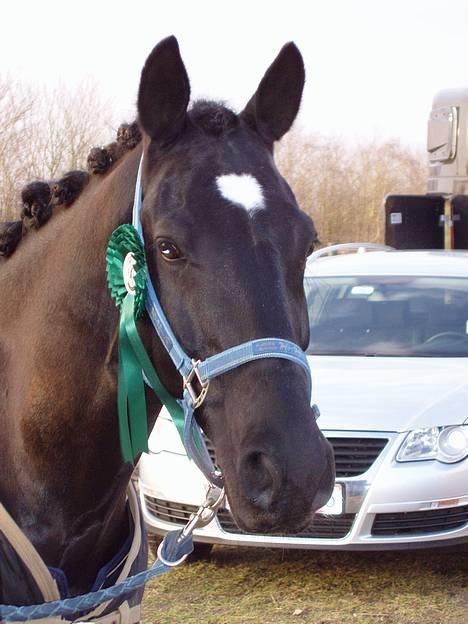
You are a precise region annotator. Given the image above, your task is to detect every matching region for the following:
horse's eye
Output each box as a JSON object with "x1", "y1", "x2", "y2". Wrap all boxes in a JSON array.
[
  {"x1": 157, "y1": 239, "x2": 181, "y2": 261},
  {"x1": 307, "y1": 235, "x2": 320, "y2": 257}
]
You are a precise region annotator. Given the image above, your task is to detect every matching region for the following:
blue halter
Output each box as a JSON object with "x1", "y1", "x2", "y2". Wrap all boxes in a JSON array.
[{"x1": 132, "y1": 157, "x2": 313, "y2": 487}]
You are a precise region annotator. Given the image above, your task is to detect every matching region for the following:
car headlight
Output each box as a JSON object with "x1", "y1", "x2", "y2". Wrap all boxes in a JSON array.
[{"x1": 397, "y1": 425, "x2": 468, "y2": 464}]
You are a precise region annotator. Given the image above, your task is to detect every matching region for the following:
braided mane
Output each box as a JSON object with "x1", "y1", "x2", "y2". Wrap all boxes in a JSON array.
[{"x1": 0, "y1": 122, "x2": 142, "y2": 260}]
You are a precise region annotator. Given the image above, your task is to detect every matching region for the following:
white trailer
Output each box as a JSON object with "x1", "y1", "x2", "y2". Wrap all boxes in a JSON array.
[{"x1": 385, "y1": 89, "x2": 468, "y2": 250}]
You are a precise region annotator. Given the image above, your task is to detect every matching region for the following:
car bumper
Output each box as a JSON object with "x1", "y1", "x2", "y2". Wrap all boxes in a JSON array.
[{"x1": 138, "y1": 431, "x2": 468, "y2": 550}]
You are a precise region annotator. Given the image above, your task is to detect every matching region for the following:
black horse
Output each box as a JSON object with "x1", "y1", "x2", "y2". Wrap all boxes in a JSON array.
[{"x1": 0, "y1": 36, "x2": 334, "y2": 617}]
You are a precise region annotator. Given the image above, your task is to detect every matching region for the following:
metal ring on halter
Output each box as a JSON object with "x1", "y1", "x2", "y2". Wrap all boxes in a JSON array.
[{"x1": 183, "y1": 359, "x2": 210, "y2": 409}]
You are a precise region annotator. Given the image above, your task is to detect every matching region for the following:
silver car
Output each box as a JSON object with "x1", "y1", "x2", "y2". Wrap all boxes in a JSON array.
[{"x1": 139, "y1": 246, "x2": 468, "y2": 552}]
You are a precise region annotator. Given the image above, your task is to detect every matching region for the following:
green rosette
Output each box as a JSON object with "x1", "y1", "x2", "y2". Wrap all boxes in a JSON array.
[
  {"x1": 106, "y1": 224, "x2": 147, "y2": 318},
  {"x1": 106, "y1": 224, "x2": 150, "y2": 463}
]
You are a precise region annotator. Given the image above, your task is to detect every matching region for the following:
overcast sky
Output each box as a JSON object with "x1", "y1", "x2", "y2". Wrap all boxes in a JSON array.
[{"x1": 2, "y1": 0, "x2": 468, "y2": 148}]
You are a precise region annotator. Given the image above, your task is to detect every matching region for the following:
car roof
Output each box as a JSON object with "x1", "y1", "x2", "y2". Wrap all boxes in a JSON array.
[{"x1": 305, "y1": 249, "x2": 468, "y2": 278}]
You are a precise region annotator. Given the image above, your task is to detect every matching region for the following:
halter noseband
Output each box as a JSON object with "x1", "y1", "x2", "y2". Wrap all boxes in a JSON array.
[{"x1": 118, "y1": 156, "x2": 314, "y2": 487}]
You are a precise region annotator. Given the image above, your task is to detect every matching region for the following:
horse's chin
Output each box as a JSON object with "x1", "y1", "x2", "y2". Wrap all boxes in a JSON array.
[
  {"x1": 224, "y1": 482, "x2": 314, "y2": 534},
  {"x1": 227, "y1": 500, "x2": 314, "y2": 535}
]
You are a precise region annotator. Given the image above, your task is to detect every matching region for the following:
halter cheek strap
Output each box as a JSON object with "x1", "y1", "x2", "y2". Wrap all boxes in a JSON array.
[{"x1": 109, "y1": 155, "x2": 315, "y2": 487}]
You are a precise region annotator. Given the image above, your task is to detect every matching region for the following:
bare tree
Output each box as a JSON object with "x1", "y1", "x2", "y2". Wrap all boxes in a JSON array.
[
  {"x1": 0, "y1": 78, "x2": 111, "y2": 220},
  {"x1": 276, "y1": 131, "x2": 427, "y2": 245},
  {"x1": 0, "y1": 78, "x2": 35, "y2": 219},
  {"x1": 30, "y1": 82, "x2": 111, "y2": 179}
]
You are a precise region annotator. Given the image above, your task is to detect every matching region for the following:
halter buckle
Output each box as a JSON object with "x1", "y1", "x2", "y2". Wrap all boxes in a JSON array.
[{"x1": 183, "y1": 359, "x2": 210, "y2": 409}]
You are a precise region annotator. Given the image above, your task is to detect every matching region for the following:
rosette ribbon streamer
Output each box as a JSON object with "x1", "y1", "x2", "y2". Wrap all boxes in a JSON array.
[{"x1": 106, "y1": 224, "x2": 184, "y2": 463}]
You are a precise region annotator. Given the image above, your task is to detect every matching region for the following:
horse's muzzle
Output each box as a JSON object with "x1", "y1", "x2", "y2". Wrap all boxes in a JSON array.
[{"x1": 231, "y1": 430, "x2": 335, "y2": 534}]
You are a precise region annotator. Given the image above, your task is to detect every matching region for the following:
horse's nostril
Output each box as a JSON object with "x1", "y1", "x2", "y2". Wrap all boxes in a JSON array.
[{"x1": 240, "y1": 450, "x2": 280, "y2": 512}]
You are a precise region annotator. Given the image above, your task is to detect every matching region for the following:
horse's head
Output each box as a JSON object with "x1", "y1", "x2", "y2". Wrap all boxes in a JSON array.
[{"x1": 137, "y1": 36, "x2": 334, "y2": 533}]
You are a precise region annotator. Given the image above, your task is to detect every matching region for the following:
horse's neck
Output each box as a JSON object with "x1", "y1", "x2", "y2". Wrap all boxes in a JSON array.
[{"x1": 0, "y1": 149, "x2": 145, "y2": 593}]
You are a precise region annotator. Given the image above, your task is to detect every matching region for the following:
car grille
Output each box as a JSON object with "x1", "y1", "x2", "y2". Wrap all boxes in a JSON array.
[
  {"x1": 217, "y1": 508, "x2": 355, "y2": 539},
  {"x1": 143, "y1": 496, "x2": 198, "y2": 525},
  {"x1": 202, "y1": 434, "x2": 388, "y2": 478},
  {"x1": 203, "y1": 436, "x2": 217, "y2": 465},
  {"x1": 144, "y1": 495, "x2": 355, "y2": 539},
  {"x1": 371, "y1": 504, "x2": 468, "y2": 536},
  {"x1": 327, "y1": 437, "x2": 388, "y2": 477}
]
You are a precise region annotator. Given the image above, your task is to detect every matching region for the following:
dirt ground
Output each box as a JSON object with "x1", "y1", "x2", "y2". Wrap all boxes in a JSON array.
[{"x1": 141, "y1": 540, "x2": 467, "y2": 624}]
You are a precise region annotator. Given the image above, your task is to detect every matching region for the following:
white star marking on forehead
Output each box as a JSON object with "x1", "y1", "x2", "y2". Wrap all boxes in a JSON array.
[{"x1": 216, "y1": 174, "x2": 265, "y2": 213}]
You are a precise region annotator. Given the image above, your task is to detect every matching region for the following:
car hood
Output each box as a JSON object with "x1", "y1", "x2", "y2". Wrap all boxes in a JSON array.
[{"x1": 309, "y1": 356, "x2": 468, "y2": 432}]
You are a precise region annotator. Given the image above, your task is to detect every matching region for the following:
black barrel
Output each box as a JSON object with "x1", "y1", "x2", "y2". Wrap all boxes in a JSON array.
[
  {"x1": 451, "y1": 195, "x2": 468, "y2": 249},
  {"x1": 384, "y1": 195, "x2": 445, "y2": 249}
]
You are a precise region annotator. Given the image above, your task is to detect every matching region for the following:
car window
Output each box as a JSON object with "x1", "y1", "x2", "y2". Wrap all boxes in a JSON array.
[{"x1": 305, "y1": 275, "x2": 468, "y2": 356}]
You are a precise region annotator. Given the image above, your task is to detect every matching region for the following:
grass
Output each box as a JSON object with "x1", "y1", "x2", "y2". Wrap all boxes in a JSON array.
[{"x1": 141, "y1": 541, "x2": 467, "y2": 623}]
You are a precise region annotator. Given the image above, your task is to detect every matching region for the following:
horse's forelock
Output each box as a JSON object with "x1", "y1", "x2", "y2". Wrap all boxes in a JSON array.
[{"x1": 188, "y1": 101, "x2": 239, "y2": 136}]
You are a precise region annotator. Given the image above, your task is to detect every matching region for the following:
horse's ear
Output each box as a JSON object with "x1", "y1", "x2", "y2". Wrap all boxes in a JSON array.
[
  {"x1": 137, "y1": 36, "x2": 190, "y2": 145},
  {"x1": 240, "y1": 42, "x2": 305, "y2": 145}
]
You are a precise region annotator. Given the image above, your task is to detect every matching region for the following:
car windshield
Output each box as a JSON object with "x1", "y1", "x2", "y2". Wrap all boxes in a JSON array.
[{"x1": 305, "y1": 275, "x2": 468, "y2": 356}]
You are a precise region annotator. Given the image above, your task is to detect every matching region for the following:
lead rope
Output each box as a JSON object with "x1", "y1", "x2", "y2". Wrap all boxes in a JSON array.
[{"x1": 0, "y1": 484, "x2": 225, "y2": 621}]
